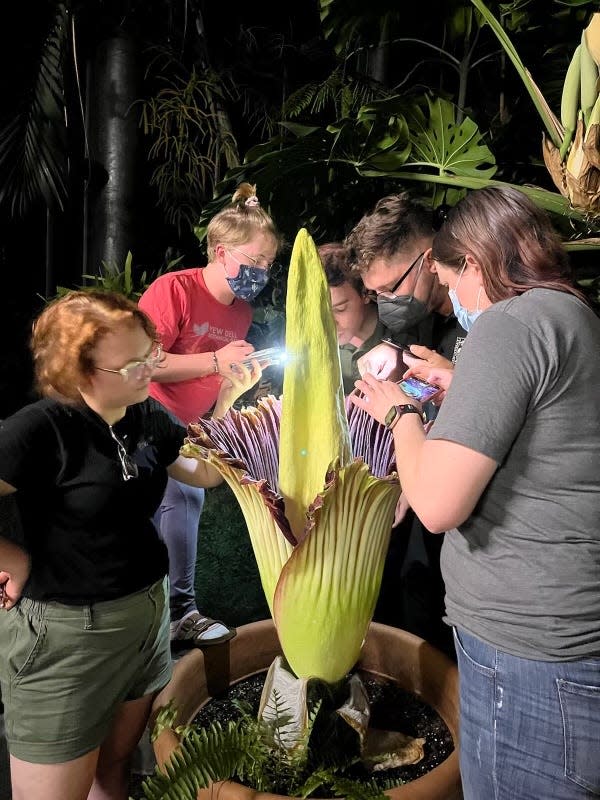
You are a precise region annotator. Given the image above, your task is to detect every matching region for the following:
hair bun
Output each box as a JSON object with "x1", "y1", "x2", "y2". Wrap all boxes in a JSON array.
[{"x1": 232, "y1": 182, "x2": 259, "y2": 206}]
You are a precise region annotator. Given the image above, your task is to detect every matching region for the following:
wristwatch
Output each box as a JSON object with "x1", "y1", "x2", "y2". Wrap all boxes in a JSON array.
[{"x1": 384, "y1": 404, "x2": 423, "y2": 430}]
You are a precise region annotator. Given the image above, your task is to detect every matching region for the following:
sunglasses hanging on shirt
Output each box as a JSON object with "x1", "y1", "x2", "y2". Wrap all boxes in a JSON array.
[{"x1": 108, "y1": 426, "x2": 139, "y2": 481}]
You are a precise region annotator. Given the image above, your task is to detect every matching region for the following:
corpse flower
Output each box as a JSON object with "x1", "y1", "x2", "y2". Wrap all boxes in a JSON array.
[{"x1": 182, "y1": 228, "x2": 400, "y2": 685}]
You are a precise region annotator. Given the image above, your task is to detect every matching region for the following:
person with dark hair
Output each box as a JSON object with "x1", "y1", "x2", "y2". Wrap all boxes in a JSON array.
[
  {"x1": 344, "y1": 192, "x2": 465, "y2": 379},
  {"x1": 0, "y1": 290, "x2": 257, "y2": 800},
  {"x1": 352, "y1": 186, "x2": 600, "y2": 799},
  {"x1": 318, "y1": 242, "x2": 393, "y2": 394},
  {"x1": 344, "y1": 193, "x2": 466, "y2": 654},
  {"x1": 139, "y1": 183, "x2": 282, "y2": 649}
]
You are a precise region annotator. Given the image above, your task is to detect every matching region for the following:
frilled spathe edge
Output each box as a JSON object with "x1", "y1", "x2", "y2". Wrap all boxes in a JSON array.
[
  {"x1": 273, "y1": 459, "x2": 401, "y2": 682},
  {"x1": 182, "y1": 395, "x2": 401, "y2": 621},
  {"x1": 187, "y1": 395, "x2": 398, "y2": 484}
]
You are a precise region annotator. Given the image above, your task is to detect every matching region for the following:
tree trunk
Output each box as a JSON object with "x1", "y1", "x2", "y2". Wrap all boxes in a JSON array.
[{"x1": 84, "y1": 31, "x2": 140, "y2": 277}]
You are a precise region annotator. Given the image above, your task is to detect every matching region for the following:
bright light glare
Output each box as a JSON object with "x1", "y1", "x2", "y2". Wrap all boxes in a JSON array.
[{"x1": 242, "y1": 347, "x2": 289, "y2": 368}]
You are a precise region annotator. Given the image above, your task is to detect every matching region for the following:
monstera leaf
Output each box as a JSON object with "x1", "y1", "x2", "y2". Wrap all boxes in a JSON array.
[
  {"x1": 195, "y1": 89, "x2": 582, "y2": 245},
  {"x1": 407, "y1": 95, "x2": 497, "y2": 179},
  {"x1": 353, "y1": 98, "x2": 412, "y2": 171}
]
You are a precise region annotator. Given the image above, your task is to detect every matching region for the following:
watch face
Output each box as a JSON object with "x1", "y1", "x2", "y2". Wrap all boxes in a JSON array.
[{"x1": 384, "y1": 406, "x2": 397, "y2": 428}]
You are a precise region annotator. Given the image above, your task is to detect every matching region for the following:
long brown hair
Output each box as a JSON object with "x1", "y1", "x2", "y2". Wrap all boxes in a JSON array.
[{"x1": 431, "y1": 186, "x2": 587, "y2": 304}]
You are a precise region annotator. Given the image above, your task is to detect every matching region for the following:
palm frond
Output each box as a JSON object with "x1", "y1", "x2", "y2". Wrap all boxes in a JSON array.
[
  {"x1": 0, "y1": 3, "x2": 68, "y2": 215},
  {"x1": 283, "y1": 83, "x2": 322, "y2": 118},
  {"x1": 140, "y1": 65, "x2": 241, "y2": 236}
]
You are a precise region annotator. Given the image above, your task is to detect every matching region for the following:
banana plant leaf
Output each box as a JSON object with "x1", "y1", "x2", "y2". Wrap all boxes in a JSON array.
[
  {"x1": 373, "y1": 171, "x2": 586, "y2": 221},
  {"x1": 468, "y1": 0, "x2": 564, "y2": 148}
]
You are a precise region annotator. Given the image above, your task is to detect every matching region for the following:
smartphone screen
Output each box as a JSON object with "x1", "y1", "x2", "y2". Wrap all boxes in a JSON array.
[{"x1": 397, "y1": 376, "x2": 441, "y2": 402}]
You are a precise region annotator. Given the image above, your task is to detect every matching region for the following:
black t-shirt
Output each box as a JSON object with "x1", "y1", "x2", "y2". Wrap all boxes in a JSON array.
[
  {"x1": 0, "y1": 397, "x2": 185, "y2": 603},
  {"x1": 391, "y1": 312, "x2": 467, "y2": 362}
]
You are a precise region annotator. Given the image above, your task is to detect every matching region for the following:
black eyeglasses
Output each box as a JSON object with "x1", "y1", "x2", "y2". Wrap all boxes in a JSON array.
[
  {"x1": 377, "y1": 252, "x2": 425, "y2": 298},
  {"x1": 108, "y1": 426, "x2": 139, "y2": 481}
]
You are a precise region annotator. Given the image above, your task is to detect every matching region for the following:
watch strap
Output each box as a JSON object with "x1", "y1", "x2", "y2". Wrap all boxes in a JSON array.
[{"x1": 386, "y1": 403, "x2": 423, "y2": 431}]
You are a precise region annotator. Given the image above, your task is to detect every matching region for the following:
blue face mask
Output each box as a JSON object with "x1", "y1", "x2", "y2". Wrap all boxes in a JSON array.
[
  {"x1": 225, "y1": 263, "x2": 269, "y2": 302},
  {"x1": 447, "y1": 263, "x2": 482, "y2": 332}
]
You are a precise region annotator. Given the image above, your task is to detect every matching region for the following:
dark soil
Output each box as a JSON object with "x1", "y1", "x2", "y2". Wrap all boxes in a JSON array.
[{"x1": 191, "y1": 671, "x2": 454, "y2": 793}]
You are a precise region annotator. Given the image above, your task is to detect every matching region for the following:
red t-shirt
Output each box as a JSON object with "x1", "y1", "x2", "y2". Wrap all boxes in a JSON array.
[{"x1": 139, "y1": 268, "x2": 252, "y2": 424}]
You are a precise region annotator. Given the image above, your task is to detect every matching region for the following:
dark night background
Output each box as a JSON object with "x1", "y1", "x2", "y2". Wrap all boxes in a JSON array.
[
  {"x1": 0, "y1": 1, "x2": 325, "y2": 418},
  {"x1": 2, "y1": 0, "x2": 600, "y2": 420}
]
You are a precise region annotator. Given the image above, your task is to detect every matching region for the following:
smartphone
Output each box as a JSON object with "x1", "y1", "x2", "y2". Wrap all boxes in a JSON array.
[
  {"x1": 397, "y1": 376, "x2": 441, "y2": 403},
  {"x1": 241, "y1": 347, "x2": 287, "y2": 368},
  {"x1": 381, "y1": 338, "x2": 424, "y2": 361}
]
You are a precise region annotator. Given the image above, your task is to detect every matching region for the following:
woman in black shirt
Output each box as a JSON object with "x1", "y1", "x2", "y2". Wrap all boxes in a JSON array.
[{"x1": 0, "y1": 291, "x2": 236, "y2": 800}]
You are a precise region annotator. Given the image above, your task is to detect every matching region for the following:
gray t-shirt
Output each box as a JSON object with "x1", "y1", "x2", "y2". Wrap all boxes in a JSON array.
[{"x1": 429, "y1": 288, "x2": 600, "y2": 660}]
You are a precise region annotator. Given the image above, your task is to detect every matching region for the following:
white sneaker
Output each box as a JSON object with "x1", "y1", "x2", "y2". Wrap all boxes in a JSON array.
[{"x1": 169, "y1": 610, "x2": 236, "y2": 649}]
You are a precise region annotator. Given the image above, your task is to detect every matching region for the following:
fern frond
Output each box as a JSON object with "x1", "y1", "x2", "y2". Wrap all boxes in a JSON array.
[
  {"x1": 143, "y1": 684, "x2": 407, "y2": 800},
  {"x1": 142, "y1": 720, "x2": 252, "y2": 800},
  {"x1": 282, "y1": 84, "x2": 321, "y2": 118},
  {"x1": 151, "y1": 700, "x2": 188, "y2": 744},
  {"x1": 328, "y1": 775, "x2": 388, "y2": 800}
]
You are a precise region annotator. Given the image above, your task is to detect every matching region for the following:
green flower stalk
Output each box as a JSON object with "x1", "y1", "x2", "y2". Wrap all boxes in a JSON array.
[{"x1": 182, "y1": 229, "x2": 400, "y2": 684}]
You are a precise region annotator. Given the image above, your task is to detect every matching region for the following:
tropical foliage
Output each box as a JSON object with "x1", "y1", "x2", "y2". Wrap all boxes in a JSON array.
[
  {"x1": 5, "y1": 0, "x2": 600, "y2": 295},
  {"x1": 54, "y1": 251, "x2": 184, "y2": 301},
  {"x1": 196, "y1": 0, "x2": 600, "y2": 248},
  {"x1": 0, "y1": 2, "x2": 68, "y2": 216},
  {"x1": 150, "y1": 228, "x2": 417, "y2": 797},
  {"x1": 6, "y1": 1, "x2": 600, "y2": 396},
  {"x1": 182, "y1": 229, "x2": 400, "y2": 685},
  {"x1": 143, "y1": 699, "x2": 394, "y2": 800}
]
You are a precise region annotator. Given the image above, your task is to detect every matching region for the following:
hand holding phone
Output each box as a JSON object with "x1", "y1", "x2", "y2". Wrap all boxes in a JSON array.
[
  {"x1": 397, "y1": 376, "x2": 442, "y2": 403},
  {"x1": 380, "y1": 338, "x2": 425, "y2": 367},
  {"x1": 241, "y1": 347, "x2": 287, "y2": 368},
  {"x1": 357, "y1": 341, "x2": 400, "y2": 379}
]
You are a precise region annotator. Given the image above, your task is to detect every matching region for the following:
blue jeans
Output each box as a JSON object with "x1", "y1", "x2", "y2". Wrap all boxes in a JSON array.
[
  {"x1": 154, "y1": 477, "x2": 205, "y2": 621},
  {"x1": 454, "y1": 628, "x2": 600, "y2": 799}
]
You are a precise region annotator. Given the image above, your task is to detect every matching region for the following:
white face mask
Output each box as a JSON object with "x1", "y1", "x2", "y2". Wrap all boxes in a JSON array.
[{"x1": 447, "y1": 263, "x2": 482, "y2": 332}]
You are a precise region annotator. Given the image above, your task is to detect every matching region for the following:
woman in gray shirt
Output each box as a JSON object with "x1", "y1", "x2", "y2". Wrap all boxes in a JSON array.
[{"x1": 353, "y1": 186, "x2": 600, "y2": 800}]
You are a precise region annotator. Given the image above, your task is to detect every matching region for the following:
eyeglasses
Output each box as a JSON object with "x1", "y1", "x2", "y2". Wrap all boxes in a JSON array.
[
  {"x1": 228, "y1": 248, "x2": 280, "y2": 272},
  {"x1": 108, "y1": 425, "x2": 139, "y2": 481},
  {"x1": 96, "y1": 344, "x2": 163, "y2": 381},
  {"x1": 377, "y1": 252, "x2": 425, "y2": 298}
]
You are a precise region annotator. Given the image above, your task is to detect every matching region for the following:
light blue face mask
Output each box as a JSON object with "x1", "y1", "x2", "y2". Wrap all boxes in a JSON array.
[{"x1": 447, "y1": 263, "x2": 482, "y2": 332}]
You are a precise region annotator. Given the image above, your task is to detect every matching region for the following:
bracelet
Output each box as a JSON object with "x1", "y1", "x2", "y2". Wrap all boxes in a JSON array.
[{"x1": 211, "y1": 352, "x2": 219, "y2": 374}]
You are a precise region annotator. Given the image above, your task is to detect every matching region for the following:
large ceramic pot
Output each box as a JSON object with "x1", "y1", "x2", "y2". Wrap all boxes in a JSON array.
[{"x1": 151, "y1": 620, "x2": 462, "y2": 800}]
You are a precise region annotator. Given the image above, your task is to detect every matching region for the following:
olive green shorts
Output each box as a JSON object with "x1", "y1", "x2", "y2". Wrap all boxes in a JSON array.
[{"x1": 0, "y1": 577, "x2": 172, "y2": 764}]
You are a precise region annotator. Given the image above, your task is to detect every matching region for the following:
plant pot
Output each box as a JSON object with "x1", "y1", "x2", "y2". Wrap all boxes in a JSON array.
[{"x1": 151, "y1": 620, "x2": 462, "y2": 800}]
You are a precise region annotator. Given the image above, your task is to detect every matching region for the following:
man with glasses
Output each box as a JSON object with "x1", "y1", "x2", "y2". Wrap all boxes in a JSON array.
[
  {"x1": 343, "y1": 192, "x2": 466, "y2": 659},
  {"x1": 139, "y1": 183, "x2": 281, "y2": 650},
  {"x1": 344, "y1": 193, "x2": 466, "y2": 379}
]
